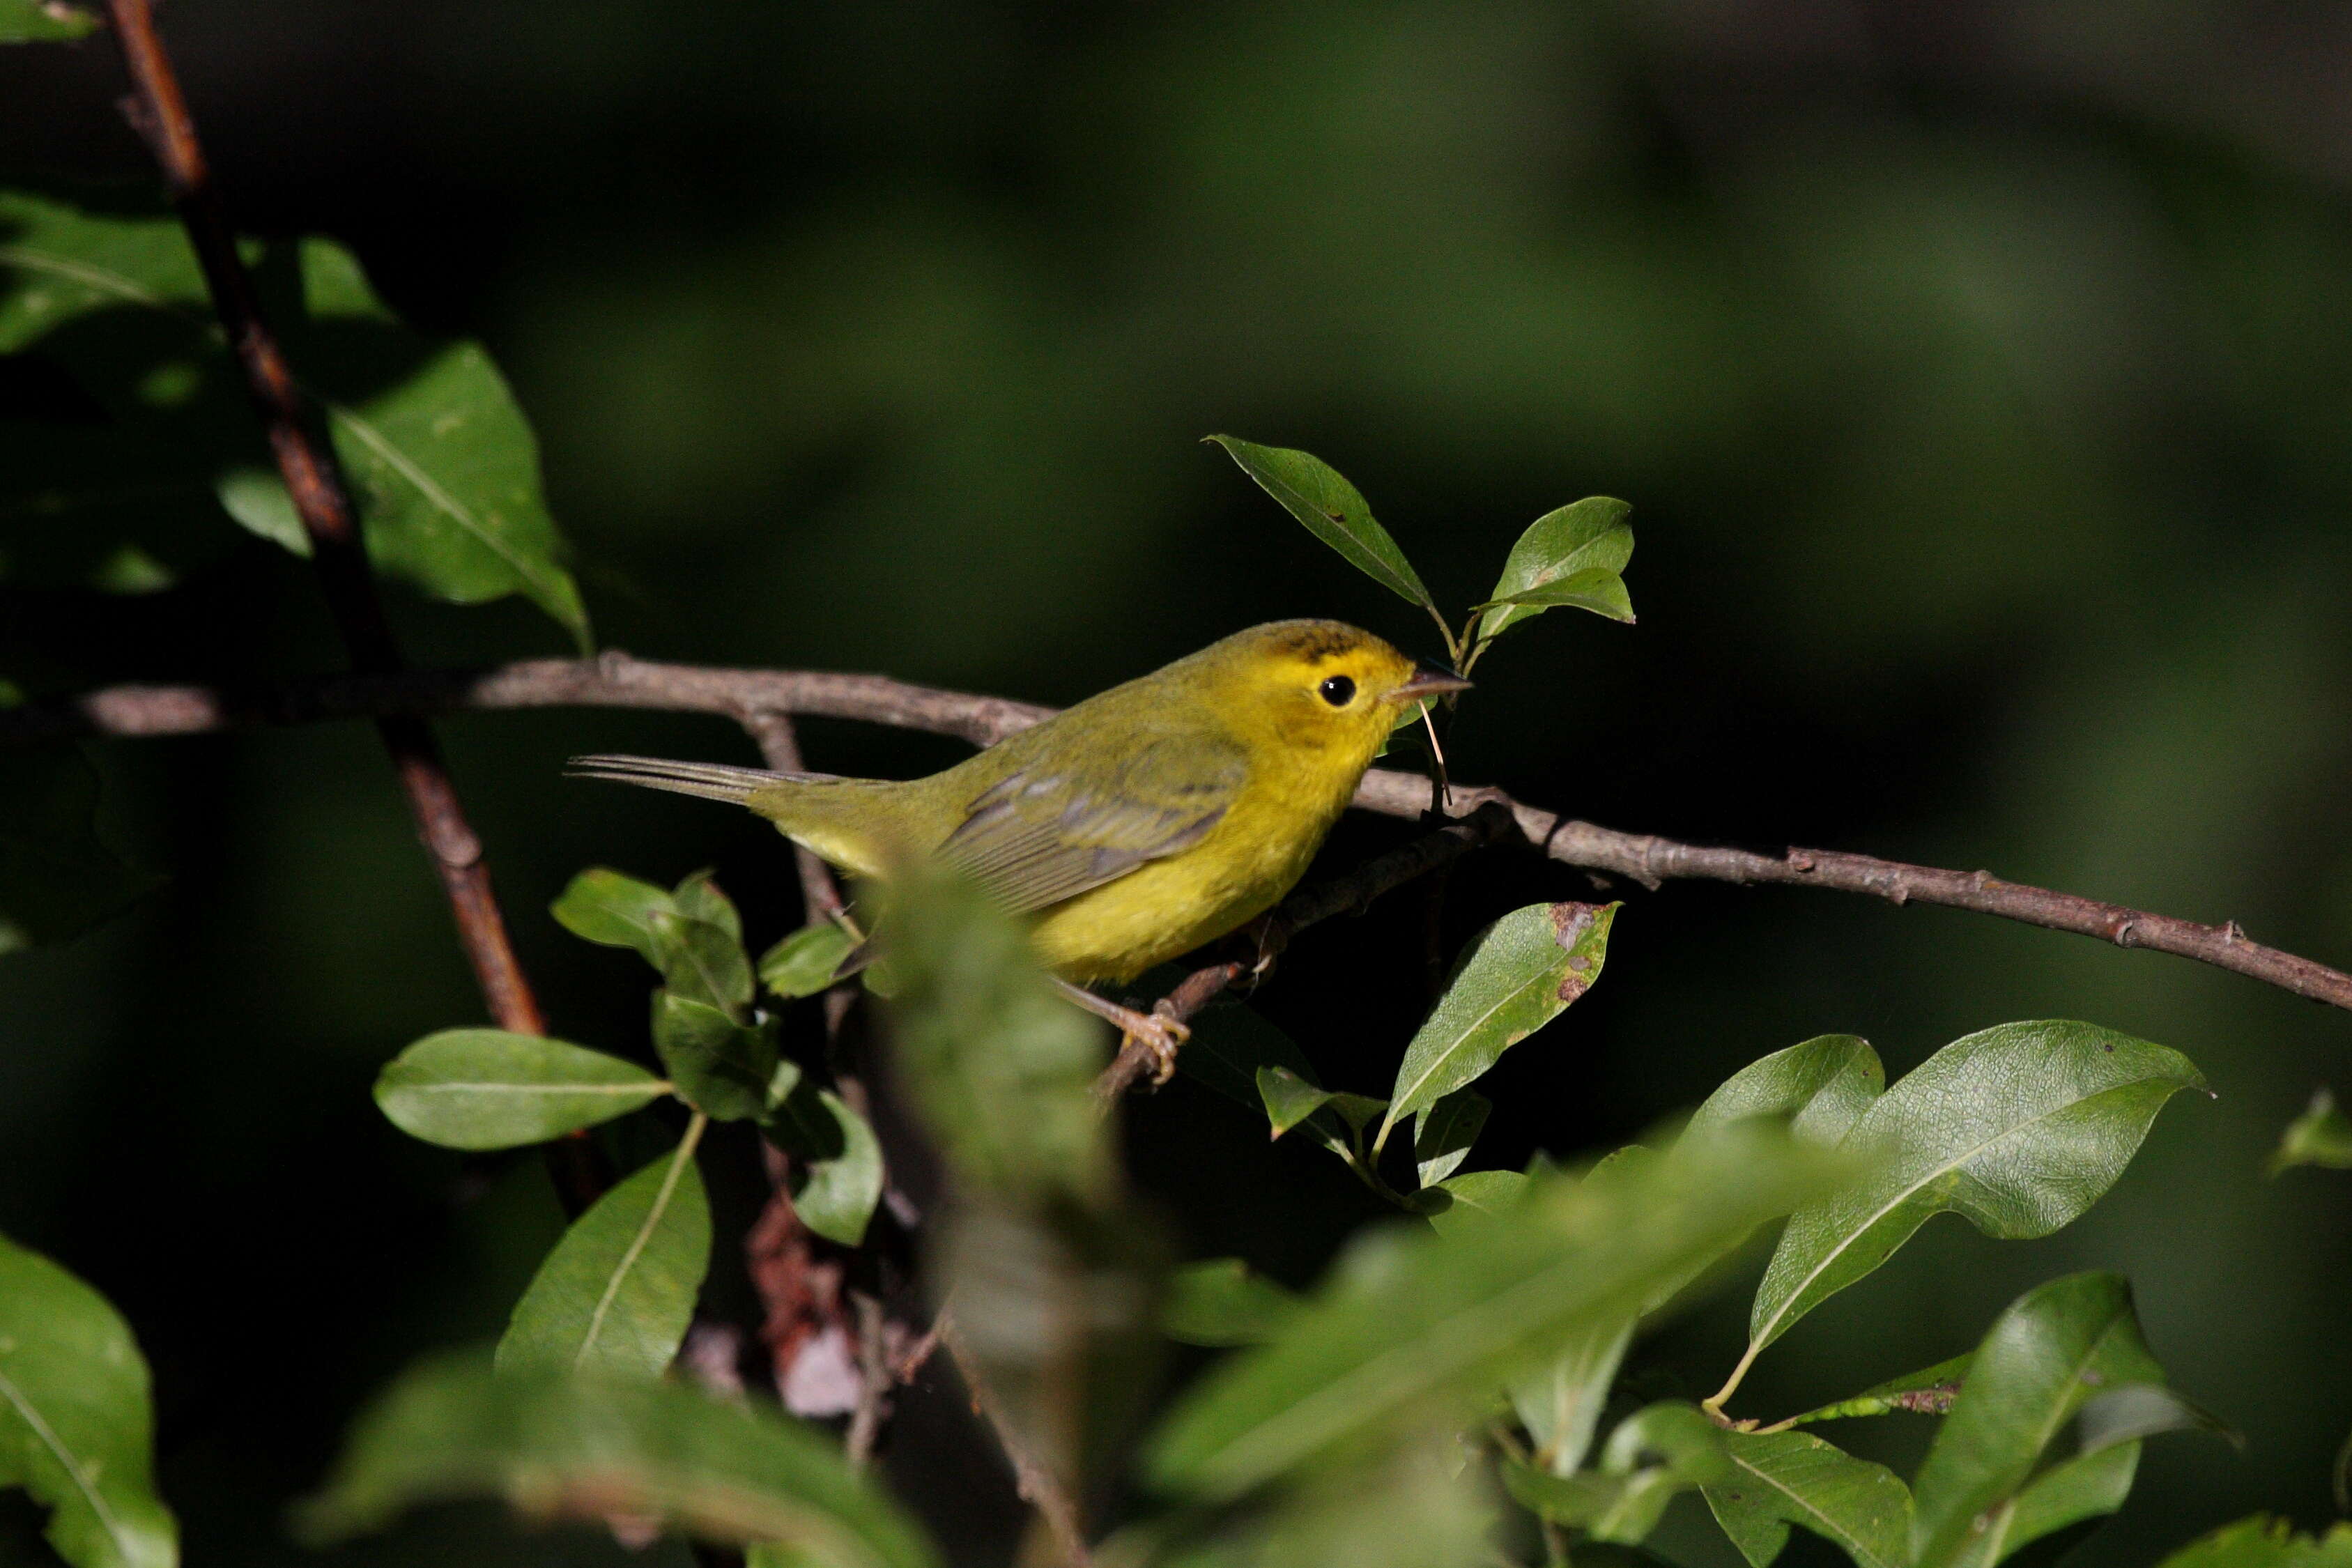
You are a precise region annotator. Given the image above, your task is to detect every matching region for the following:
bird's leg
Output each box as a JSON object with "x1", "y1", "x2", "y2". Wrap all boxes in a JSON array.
[{"x1": 1050, "y1": 978, "x2": 1191, "y2": 1085}]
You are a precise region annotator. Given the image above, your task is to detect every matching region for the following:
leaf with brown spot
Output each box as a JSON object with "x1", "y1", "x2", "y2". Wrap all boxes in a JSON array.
[{"x1": 1378, "y1": 902, "x2": 1620, "y2": 1148}]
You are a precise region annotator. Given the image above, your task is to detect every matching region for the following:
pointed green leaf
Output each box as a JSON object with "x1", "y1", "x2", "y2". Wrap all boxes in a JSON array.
[
  {"x1": 0, "y1": 1233, "x2": 177, "y2": 1568},
  {"x1": 496, "y1": 1135, "x2": 710, "y2": 1379},
  {"x1": 0, "y1": 1, "x2": 99, "y2": 40},
  {"x1": 761, "y1": 923, "x2": 857, "y2": 999},
  {"x1": 881, "y1": 866, "x2": 1109, "y2": 1203},
  {"x1": 652, "y1": 991, "x2": 778, "y2": 1122},
  {"x1": 1997, "y1": 1443, "x2": 2141, "y2": 1562},
  {"x1": 1472, "y1": 567, "x2": 1634, "y2": 627},
  {"x1": 1162, "y1": 1259, "x2": 1303, "y2": 1348},
  {"x1": 771, "y1": 1091, "x2": 885, "y2": 1248},
  {"x1": 671, "y1": 869, "x2": 742, "y2": 945},
  {"x1": 2270, "y1": 1088, "x2": 2352, "y2": 1174},
  {"x1": 1911, "y1": 1272, "x2": 2167, "y2": 1568},
  {"x1": 291, "y1": 241, "x2": 590, "y2": 649},
  {"x1": 374, "y1": 1029, "x2": 669, "y2": 1150},
  {"x1": 1688, "y1": 1036, "x2": 1884, "y2": 1148},
  {"x1": 1380, "y1": 902, "x2": 1617, "y2": 1147},
  {"x1": 1786, "y1": 1352, "x2": 1972, "y2": 1426},
  {"x1": 548, "y1": 867, "x2": 674, "y2": 962},
  {"x1": 1206, "y1": 435, "x2": 1433, "y2": 610},
  {"x1": 1144, "y1": 1127, "x2": 1843, "y2": 1498},
  {"x1": 1701, "y1": 1430, "x2": 1912, "y2": 1568},
  {"x1": 1413, "y1": 1089, "x2": 1489, "y2": 1187},
  {"x1": 296, "y1": 1353, "x2": 937, "y2": 1567},
  {"x1": 1259, "y1": 1066, "x2": 1339, "y2": 1139},
  {"x1": 650, "y1": 910, "x2": 756, "y2": 1018},
  {"x1": 1748, "y1": 1021, "x2": 2204, "y2": 1356},
  {"x1": 1476, "y1": 497, "x2": 1635, "y2": 645},
  {"x1": 1427, "y1": 1169, "x2": 1530, "y2": 1233},
  {"x1": 2158, "y1": 1517, "x2": 2352, "y2": 1568}
]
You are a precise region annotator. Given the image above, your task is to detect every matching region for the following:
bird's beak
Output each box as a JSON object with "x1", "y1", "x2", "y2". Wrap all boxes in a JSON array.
[{"x1": 1393, "y1": 661, "x2": 1473, "y2": 702}]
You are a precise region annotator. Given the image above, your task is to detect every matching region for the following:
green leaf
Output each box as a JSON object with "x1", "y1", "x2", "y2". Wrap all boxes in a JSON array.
[
  {"x1": 295, "y1": 1352, "x2": 937, "y2": 1567},
  {"x1": 496, "y1": 1132, "x2": 711, "y2": 1380},
  {"x1": 1205, "y1": 435, "x2": 1434, "y2": 611},
  {"x1": 291, "y1": 241, "x2": 590, "y2": 650},
  {"x1": 1688, "y1": 1036, "x2": 1884, "y2": 1148},
  {"x1": 1472, "y1": 566, "x2": 1634, "y2": 627},
  {"x1": 1475, "y1": 497, "x2": 1635, "y2": 645},
  {"x1": 652, "y1": 991, "x2": 778, "y2": 1123},
  {"x1": 1511, "y1": 1319, "x2": 1634, "y2": 1477},
  {"x1": 1507, "y1": 1402, "x2": 1732, "y2": 1542},
  {"x1": 0, "y1": 0, "x2": 100, "y2": 43},
  {"x1": 1378, "y1": 902, "x2": 1617, "y2": 1148},
  {"x1": 0, "y1": 747, "x2": 160, "y2": 955},
  {"x1": 1910, "y1": 1272, "x2": 2168, "y2": 1568},
  {"x1": 761, "y1": 924, "x2": 857, "y2": 999},
  {"x1": 1785, "y1": 1352, "x2": 1972, "y2": 1426},
  {"x1": 550, "y1": 867, "x2": 674, "y2": 962},
  {"x1": 373, "y1": 1029, "x2": 669, "y2": 1150},
  {"x1": 651, "y1": 911, "x2": 757, "y2": 1018},
  {"x1": 769, "y1": 1091, "x2": 886, "y2": 1248},
  {"x1": 1151, "y1": 1433, "x2": 1493, "y2": 1568},
  {"x1": 1258, "y1": 1066, "x2": 1341, "y2": 1139},
  {"x1": 1142, "y1": 1125, "x2": 1843, "y2": 1499},
  {"x1": 2158, "y1": 1517, "x2": 2352, "y2": 1568},
  {"x1": 880, "y1": 864, "x2": 1109, "y2": 1203},
  {"x1": 2270, "y1": 1088, "x2": 2352, "y2": 1174},
  {"x1": 1701, "y1": 1430, "x2": 1912, "y2": 1568},
  {"x1": 1426, "y1": 1168, "x2": 1530, "y2": 1233},
  {"x1": 1162, "y1": 1260, "x2": 1303, "y2": 1348},
  {"x1": 1412, "y1": 1089, "x2": 1489, "y2": 1187},
  {"x1": 1745, "y1": 1021, "x2": 2204, "y2": 1360},
  {"x1": 0, "y1": 1232, "x2": 178, "y2": 1568},
  {"x1": 1998, "y1": 1443, "x2": 2140, "y2": 1561},
  {"x1": 672, "y1": 869, "x2": 743, "y2": 945},
  {"x1": 1166, "y1": 994, "x2": 1357, "y2": 1159}
]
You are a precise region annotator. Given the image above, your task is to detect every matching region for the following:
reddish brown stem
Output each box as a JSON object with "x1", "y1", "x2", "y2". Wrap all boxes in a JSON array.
[{"x1": 102, "y1": 0, "x2": 597, "y2": 1211}]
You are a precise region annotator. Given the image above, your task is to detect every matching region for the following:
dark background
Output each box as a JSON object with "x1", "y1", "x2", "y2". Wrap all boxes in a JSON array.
[{"x1": 5, "y1": 2, "x2": 2352, "y2": 1565}]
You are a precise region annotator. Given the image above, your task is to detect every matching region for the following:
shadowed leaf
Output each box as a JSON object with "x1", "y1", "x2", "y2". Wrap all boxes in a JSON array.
[
  {"x1": 1144, "y1": 1126, "x2": 1842, "y2": 1499},
  {"x1": 2156, "y1": 1517, "x2": 2352, "y2": 1568},
  {"x1": 1162, "y1": 1260, "x2": 1302, "y2": 1348},
  {"x1": 768, "y1": 1090, "x2": 885, "y2": 1247},
  {"x1": 296, "y1": 1353, "x2": 937, "y2": 1567},
  {"x1": 652, "y1": 992, "x2": 778, "y2": 1123},
  {"x1": 1475, "y1": 497, "x2": 1636, "y2": 645},
  {"x1": 1701, "y1": 1430, "x2": 1912, "y2": 1568},
  {"x1": 1689, "y1": 1036, "x2": 1884, "y2": 1148},
  {"x1": 761, "y1": 924, "x2": 857, "y2": 999},
  {"x1": 1413, "y1": 1089, "x2": 1489, "y2": 1187},
  {"x1": 0, "y1": 746, "x2": 160, "y2": 955},
  {"x1": 549, "y1": 867, "x2": 673, "y2": 962}
]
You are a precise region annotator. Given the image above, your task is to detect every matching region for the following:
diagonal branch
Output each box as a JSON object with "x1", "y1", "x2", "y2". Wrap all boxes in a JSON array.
[
  {"x1": 100, "y1": 0, "x2": 600, "y2": 1213},
  {"x1": 9, "y1": 652, "x2": 2351, "y2": 1016}
]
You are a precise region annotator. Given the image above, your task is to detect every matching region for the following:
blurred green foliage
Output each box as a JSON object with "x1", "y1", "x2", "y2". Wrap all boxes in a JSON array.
[{"x1": 4, "y1": 2, "x2": 2352, "y2": 1565}]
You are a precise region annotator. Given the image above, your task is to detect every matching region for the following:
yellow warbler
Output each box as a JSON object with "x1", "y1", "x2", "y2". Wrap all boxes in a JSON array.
[{"x1": 572, "y1": 620, "x2": 1467, "y2": 1068}]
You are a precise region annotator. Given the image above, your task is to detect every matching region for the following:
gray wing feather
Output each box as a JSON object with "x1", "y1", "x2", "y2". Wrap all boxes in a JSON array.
[{"x1": 937, "y1": 732, "x2": 1245, "y2": 914}]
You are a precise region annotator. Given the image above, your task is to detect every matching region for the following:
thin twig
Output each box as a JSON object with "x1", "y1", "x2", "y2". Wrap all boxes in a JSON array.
[
  {"x1": 1092, "y1": 804, "x2": 1520, "y2": 1104},
  {"x1": 11, "y1": 654, "x2": 2352, "y2": 1017},
  {"x1": 99, "y1": 0, "x2": 599, "y2": 1215},
  {"x1": 939, "y1": 1319, "x2": 1093, "y2": 1568},
  {"x1": 844, "y1": 1291, "x2": 889, "y2": 1470}
]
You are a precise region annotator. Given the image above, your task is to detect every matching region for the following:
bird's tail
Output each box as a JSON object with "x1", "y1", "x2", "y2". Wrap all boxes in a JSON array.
[{"x1": 567, "y1": 753, "x2": 840, "y2": 806}]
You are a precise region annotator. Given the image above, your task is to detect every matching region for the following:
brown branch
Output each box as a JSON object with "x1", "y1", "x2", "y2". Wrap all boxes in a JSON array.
[
  {"x1": 100, "y1": 0, "x2": 599, "y2": 1213},
  {"x1": 12, "y1": 654, "x2": 2352, "y2": 1017},
  {"x1": 939, "y1": 1320, "x2": 1093, "y2": 1568}
]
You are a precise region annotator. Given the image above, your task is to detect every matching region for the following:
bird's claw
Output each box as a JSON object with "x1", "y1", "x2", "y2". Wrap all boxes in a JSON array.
[{"x1": 1126, "y1": 1004, "x2": 1192, "y2": 1086}]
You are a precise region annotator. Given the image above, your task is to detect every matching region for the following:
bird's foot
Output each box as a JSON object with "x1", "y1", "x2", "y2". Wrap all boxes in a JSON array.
[{"x1": 1050, "y1": 980, "x2": 1193, "y2": 1085}]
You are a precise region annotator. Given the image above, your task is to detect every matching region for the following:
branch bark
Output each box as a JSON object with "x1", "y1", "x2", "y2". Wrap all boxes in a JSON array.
[
  {"x1": 100, "y1": 0, "x2": 599, "y2": 1212},
  {"x1": 13, "y1": 652, "x2": 2349, "y2": 1017}
]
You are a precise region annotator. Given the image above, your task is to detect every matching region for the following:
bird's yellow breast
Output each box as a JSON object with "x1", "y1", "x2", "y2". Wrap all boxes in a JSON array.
[{"x1": 1025, "y1": 729, "x2": 1371, "y2": 983}]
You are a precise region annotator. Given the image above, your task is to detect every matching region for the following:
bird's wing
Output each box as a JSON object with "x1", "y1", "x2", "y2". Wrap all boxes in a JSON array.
[{"x1": 936, "y1": 728, "x2": 1247, "y2": 914}]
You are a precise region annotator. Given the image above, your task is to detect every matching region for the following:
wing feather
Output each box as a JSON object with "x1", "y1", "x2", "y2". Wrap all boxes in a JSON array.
[{"x1": 937, "y1": 730, "x2": 1245, "y2": 914}]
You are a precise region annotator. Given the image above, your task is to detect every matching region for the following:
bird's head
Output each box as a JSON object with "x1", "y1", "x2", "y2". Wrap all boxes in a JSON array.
[{"x1": 1199, "y1": 619, "x2": 1470, "y2": 762}]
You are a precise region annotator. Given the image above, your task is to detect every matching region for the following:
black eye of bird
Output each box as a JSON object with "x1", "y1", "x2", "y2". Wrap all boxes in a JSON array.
[{"x1": 1318, "y1": 675, "x2": 1356, "y2": 707}]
